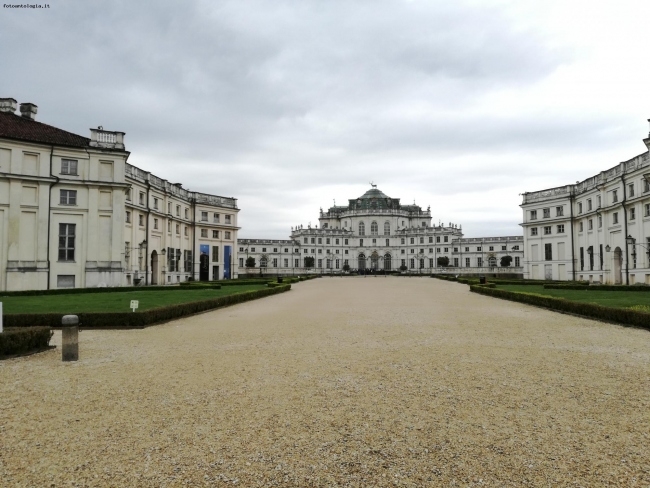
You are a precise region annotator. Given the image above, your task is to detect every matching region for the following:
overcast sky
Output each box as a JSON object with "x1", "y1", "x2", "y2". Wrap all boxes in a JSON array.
[{"x1": 2, "y1": 0, "x2": 650, "y2": 238}]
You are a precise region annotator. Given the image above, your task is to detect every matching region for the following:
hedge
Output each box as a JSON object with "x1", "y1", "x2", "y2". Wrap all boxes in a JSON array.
[
  {"x1": 0, "y1": 284, "x2": 220, "y2": 298},
  {"x1": 544, "y1": 284, "x2": 650, "y2": 292},
  {"x1": 0, "y1": 327, "x2": 52, "y2": 358},
  {"x1": 3, "y1": 285, "x2": 291, "y2": 330},
  {"x1": 470, "y1": 285, "x2": 650, "y2": 330}
]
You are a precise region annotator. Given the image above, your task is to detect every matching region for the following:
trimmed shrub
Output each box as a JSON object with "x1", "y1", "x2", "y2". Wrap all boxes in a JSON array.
[
  {"x1": 0, "y1": 285, "x2": 218, "y2": 297},
  {"x1": 544, "y1": 284, "x2": 650, "y2": 292},
  {"x1": 0, "y1": 327, "x2": 52, "y2": 358},
  {"x1": 4, "y1": 285, "x2": 291, "y2": 330},
  {"x1": 470, "y1": 285, "x2": 650, "y2": 330}
]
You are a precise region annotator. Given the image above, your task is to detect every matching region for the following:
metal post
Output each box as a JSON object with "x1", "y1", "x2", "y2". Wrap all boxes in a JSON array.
[{"x1": 61, "y1": 315, "x2": 79, "y2": 361}]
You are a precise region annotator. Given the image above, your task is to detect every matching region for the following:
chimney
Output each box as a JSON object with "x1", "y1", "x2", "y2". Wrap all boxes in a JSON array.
[
  {"x1": 19, "y1": 102, "x2": 38, "y2": 120},
  {"x1": 0, "y1": 98, "x2": 17, "y2": 114}
]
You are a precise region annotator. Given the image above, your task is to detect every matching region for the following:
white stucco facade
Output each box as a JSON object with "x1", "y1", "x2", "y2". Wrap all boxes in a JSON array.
[
  {"x1": 0, "y1": 98, "x2": 239, "y2": 291},
  {"x1": 521, "y1": 122, "x2": 650, "y2": 284},
  {"x1": 239, "y1": 186, "x2": 524, "y2": 276}
]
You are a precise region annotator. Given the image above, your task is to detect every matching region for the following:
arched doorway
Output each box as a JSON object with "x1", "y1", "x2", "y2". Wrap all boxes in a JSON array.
[
  {"x1": 370, "y1": 251, "x2": 379, "y2": 270},
  {"x1": 384, "y1": 253, "x2": 391, "y2": 271},
  {"x1": 358, "y1": 253, "x2": 366, "y2": 270},
  {"x1": 488, "y1": 256, "x2": 497, "y2": 267},
  {"x1": 151, "y1": 250, "x2": 158, "y2": 285},
  {"x1": 613, "y1": 247, "x2": 622, "y2": 284}
]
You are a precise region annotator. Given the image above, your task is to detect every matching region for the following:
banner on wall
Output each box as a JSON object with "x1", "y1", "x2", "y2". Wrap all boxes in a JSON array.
[
  {"x1": 200, "y1": 244, "x2": 210, "y2": 256},
  {"x1": 224, "y1": 245, "x2": 232, "y2": 279}
]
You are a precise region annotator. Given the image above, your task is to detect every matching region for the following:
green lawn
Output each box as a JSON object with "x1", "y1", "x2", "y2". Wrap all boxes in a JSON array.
[
  {"x1": 498, "y1": 285, "x2": 650, "y2": 309},
  {"x1": 0, "y1": 285, "x2": 268, "y2": 314}
]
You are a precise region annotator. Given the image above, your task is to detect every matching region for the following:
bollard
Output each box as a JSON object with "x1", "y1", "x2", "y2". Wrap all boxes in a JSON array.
[{"x1": 61, "y1": 315, "x2": 79, "y2": 361}]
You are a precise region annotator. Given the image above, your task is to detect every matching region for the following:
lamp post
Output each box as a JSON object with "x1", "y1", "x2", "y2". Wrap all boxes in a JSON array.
[{"x1": 626, "y1": 235, "x2": 650, "y2": 273}]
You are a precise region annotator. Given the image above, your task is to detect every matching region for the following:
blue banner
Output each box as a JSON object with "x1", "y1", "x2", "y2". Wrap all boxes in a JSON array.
[
  {"x1": 200, "y1": 244, "x2": 210, "y2": 256},
  {"x1": 224, "y1": 245, "x2": 232, "y2": 279}
]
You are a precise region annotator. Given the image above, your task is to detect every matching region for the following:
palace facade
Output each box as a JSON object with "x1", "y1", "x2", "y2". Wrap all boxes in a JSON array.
[
  {"x1": 239, "y1": 186, "x2": 524, "y2": 275},
  {"x1": 521, "y1": 121, "x2": 650, "y2": 284},
  {"x1": 0, "y1": 98, "x2": 239, "y2": 291}
]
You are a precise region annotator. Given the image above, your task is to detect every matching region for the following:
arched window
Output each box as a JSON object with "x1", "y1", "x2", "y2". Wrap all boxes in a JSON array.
[
  {"x1": 371, "y1": 221, "x2": 378, "y2": 235},
  {"x1": 260, "y1": 257, "x2": 268, "y2": 268},
  {"x1": 359, "y1": 221, "x2": 365, "y2": 236},
  {"x1": 358, "y1": 253, "x2": 366, "y2": 270},
  {"x1": 384, "y1": 253, "x2": 391, "y2": 270},
  {"x1": 384, "y1": 221, "x2": 390, "y2": 235}
]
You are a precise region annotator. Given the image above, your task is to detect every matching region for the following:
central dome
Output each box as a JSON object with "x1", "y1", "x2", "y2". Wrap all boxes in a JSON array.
[{"x1": 359, "y1": 187, "x2": 389, "y2": 199}]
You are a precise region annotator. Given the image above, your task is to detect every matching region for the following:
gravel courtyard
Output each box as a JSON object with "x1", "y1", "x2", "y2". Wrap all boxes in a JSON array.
[{"x1": 2, "y1": 277, "x2": 649, "y2": 487}]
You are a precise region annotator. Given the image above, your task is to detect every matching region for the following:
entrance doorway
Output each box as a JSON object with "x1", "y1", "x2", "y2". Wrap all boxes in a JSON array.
[
  {"x1": 613, "y1": 247, "x2": 623, "y2": 284},
  {"x1": 199, "y1": 254, "x2": 209, "y2": 281},
  {"x1": 358, "y1": 254, "x2": 366, "y2": 270},
  {"x1": 151, "y1": 250, "x2": 158, "y2": 285},
  {"x1": 384, "y1": 254, "x2": 391, "y2": 271},
  {"x1": 212, "y1": 265, "x2": 219, "y2": 281}
]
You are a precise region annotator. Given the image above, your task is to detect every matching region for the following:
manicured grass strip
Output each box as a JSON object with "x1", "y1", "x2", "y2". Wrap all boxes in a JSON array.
[
  {"x1": 0, "y1": 284, "x2": 221, "y2": 298},
  {"x1": 1, "y1": 285, "x2": 267, "y2": 314},
  {"x1": 470, "y1": 285, "x2": 650, "y2": 330},
  {"x1": 544, "y1": 284, "x2": 650, "y2": 292},
  {"x1": 0, "y1": 327, "x2": 52, "y2": 358},
  {"x1": 497, "y1": 285, "x2": 650, "y2": 309},
  {"x1": 4, "y1": 285, "x2": 291, "y2": 329}
]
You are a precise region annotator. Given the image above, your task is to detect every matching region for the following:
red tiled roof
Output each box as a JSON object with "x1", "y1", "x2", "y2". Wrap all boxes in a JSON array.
[{"x1": 0, "y1": 111, "x2": 90, "y2": 148}]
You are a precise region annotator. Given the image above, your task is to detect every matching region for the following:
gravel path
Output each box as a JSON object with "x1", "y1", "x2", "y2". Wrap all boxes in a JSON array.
[{"x1": 1, "y1": 277, "x2": 649, "y2": 487}]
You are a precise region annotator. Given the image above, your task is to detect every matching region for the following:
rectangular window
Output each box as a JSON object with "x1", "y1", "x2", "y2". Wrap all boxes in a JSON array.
[
  {"x1": 465, "y1": 247, "x2": 469, "y2": 252},
  {"x1": 344, "y1": 239, "x2": 348, "y2": 245},
  {"x1": 372, "y1": 238, "x2": 376, "y2": 244},
  {"x1": 530, "y1": 210, "x2": 537, "y2": 220},
  {"x1": 419, "y1": 237, "x2": 424, "y2": 244},
  {"x1": 502, "y1": 246, "x2": 506, "y2": 251},
  {"x1": 587, "y1": 199, "x2": 592, "y2": 211},
  {"x1": 443, "y1": 247, "x2": 448, "y2": 253},
  {"x1": 401, "y1": 249, "x2": 405, "y2": 254},
  {"x1": 454, "y1": 258, "x2": 459, "y2": 267},
  {"x1": 515, "y1": 257, "x2": 520, "y2": 267},
  {"x1": 628, "y1": 183, "x2": 634, "y2": 197},
  {"x1": 410, "y1": 259, "x2": 415, "y2": 269},
  {"x1": 212, "y1": 230, "x2": 219, "y2": 238},
  {"x1": 139, "y1": 192, "x2": 145, "y2": 205},
  {"x1": 311, "y1": 238, "x2": 315, "y2": 244},
  {"x1": 543, "y1": 208, "x2": 550, "y2": 218},
  {"x1": 184, "y1": 226, "x2": 188, "y2": 236},
  {"x1": 60, "y1": 189, "x2": 77, "y2": 205},
  {"x1": 512, "y1": 245, "x2": 520, "y2": 250},
  {"x1": 556, "y1": 206, "x2": 563, "y2": 217},
  {"x1": 646, "y1": 203, "x2": 650, "y2": 217},
  {"x1": 213, "y1": 246, "x2": 219, "y2": 262},
  {"x1": 489, "y1": 246, "x2": 494, "y2": 251},
  {"x1": 335, "y1": 239, "x2": 339, "y2": 245},
  {"x1": 477, "y1": 257, "x2": 483, "y2": 267},
  {"x1": 410, "y1": 238, "x2": 414, "y2": 244},
  {"x1": 153, "y1": 218, "x2": 158, "y2": 230},
  {"x1": 139, "y1": 214, "x2": 144, "y2": 226},
  {"x1": 530, "y1": 228, "x2": 538, "y2": 236},
  {"x1": 318, "y1": 249, "x2": 322, "y2": 254},
  {"x1": 201, "y1": 229, "x2": 208, "y2": 238},
  {"x1": 578, "y1": 202, "x2": 583, "y2": 214},
  {"x1": 436, "y1": 236, "x2": 440, "y2": 243},
  {"x1": 588, "y1": 219, "x2": 593, "y2": 230},
  {"x1": 225, "y1": 215, "x2": 231, "y2": 224},
  {"x1": 579, "y1": 222, "x2": 583, "y2": 232},
  {"x1": 318, "y1": 238, "x2": 322, "y2": 244},
  {"x1": 436, "y1": 248, "x2": 440, "y2": 253},
  {"x1": 184, "y1": 208, "x2": 189, "y2": 219},
  {"x1": 630, "y1": 207, "x2": 636, "y2": 220},
  {"x1": 597, "y1": 195, "x2": 601, "y2": 207},
  {"x1": 184, "y1": 250, "x2": 192, "y2": 272},
  {"x1": 598, "y1": 215, "x2": 602, "y2": 228},
  {"x1": 175, "y1": 205, "x2": 180, "y2": 217},
  {"x1": 225, "y1": 231, "x2": 231, "y2": 239},
  {"x1": 284, "y1": 259, "x2": 289, "y2": 267},
  {"x1": 613, "y1": 212, "x2": 619, "y2": 224},
  {"x1": 477, "y1": 247, "x2": 482, "y2": 251},
  {"x1": 360, "y1": 239, "x2": 364, "y2": 247},
  {"x1": 612, "y1": 190, "x2": 618, "y2": 203},
  {"x1": 273, "y1": 258, "x2": 278, "y2": 267},
  {"x1": 61, "y1": 159, "x2": 78, "y2": 175},
  {"x1": 588, "y1": 247, "x2": 594, "y2": 271},
  {"x1": 57, "y1": 275, "x2": 75, "y2": 288},
  {"x1": 153, "y1": 198, "x2": 158, "y2": 210},
  {"x1": 126, "y1": 189, "x2": 132, "y2": 201},
  {"x1": 644, "y1": 179, "x2": 650, "y2": 193},
  {"x1": 126, "y1": 211, "x2": 131, "y2": 223},
  {"x1": 168, "y1": 202, "x2": 172, "y2": 213},
  {"x1": 580, "y1": 247, "x2": 584, "y2": 270},
  {"x1": 326, "y1": 238, "x2": 330, "y2": 244},
  {"x1": 444, "y1": 236, "x2": 448, "y2": 242},
  {"x1": 465, "y1": 257, "x2": 470, "y2": 267},
  {"x1": 239, "y1": 258, "x2": 244, "y2": 267},
  {"x1": 201, "y1": 211, "x2": 208, "y2": 221},
  {"x1": 429, "y1": 237, "x2": 433, "y2": 243},
  {"x1": 251, "y1": 248, "x2": 256, "y2": 252},
  {"x1": 176, "y1": 224, "x2": 180, "y2": 234},
  {"x1": 544, "y1": 243, "x2": 552, "y2": 261},
  {"x1": 557, "y1": 224, "x2": 564, "y2": 233},
  {"x1": 386, "y1": 239, "x2": 390, "y2": 246},
  {"x1": 318, "y1": 259, "x2": 322, "y2": 268},
  {"x1": 58, "y1": 223, "x2": 76, "y2": 261}
]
